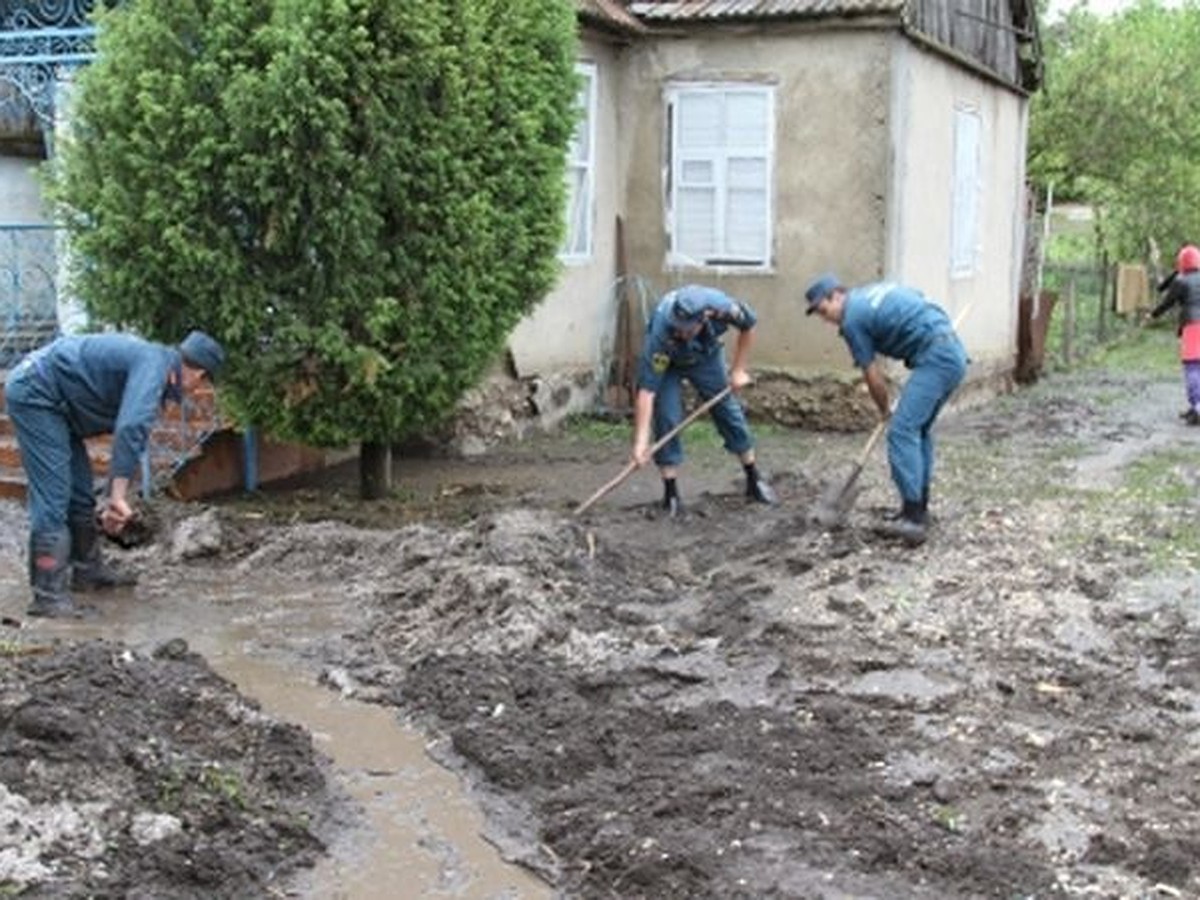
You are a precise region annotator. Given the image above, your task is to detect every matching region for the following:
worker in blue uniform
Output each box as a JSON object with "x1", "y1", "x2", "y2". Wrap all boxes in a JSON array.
[
  {"x1": 631, "y1": 285, "x2": 776, "y2": 516},
  {"x1": 5, "y1": 330, "x2": 225, "y2": 618},
  {"x1": 805, "y1": 274, "x2": 967, "y2": 546}
]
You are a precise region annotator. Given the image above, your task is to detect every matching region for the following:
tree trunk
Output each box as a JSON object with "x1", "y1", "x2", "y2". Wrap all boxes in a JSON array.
[{"x1": 359, "y1": 441, "x2": 392, "y2": 500}]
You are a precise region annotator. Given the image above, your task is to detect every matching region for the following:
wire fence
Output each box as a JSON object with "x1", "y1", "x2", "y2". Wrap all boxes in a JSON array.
[{"x1": 1040, "y1": 260, "x2": 1143, "y2": 368}]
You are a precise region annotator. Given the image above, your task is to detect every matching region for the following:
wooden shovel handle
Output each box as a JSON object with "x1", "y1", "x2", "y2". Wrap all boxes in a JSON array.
[
  {"x1": 844, "y1": 302, "x2": 973, "y2": 483},
  {"x1": 855, "y1": 417, "x2": 887, "y2": 467},
  {"x1": 573, "y1": 385, "x2": 735, "y2": 515}
]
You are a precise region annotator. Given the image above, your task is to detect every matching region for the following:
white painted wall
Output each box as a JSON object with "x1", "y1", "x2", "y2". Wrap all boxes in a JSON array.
[
  {"x1": 473, "y1": 23, "x2": 1033, "y2": 399},
  {"x1": 887, "y1": 39, "x2": 1028, "y2": 374},
  {"x1": 509, "y1": 35, "x2": 626, "y2": 380}
]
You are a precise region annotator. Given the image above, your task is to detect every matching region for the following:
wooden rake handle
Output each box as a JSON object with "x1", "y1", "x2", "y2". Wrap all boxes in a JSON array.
[{"x1": 573, "y1": 384, "x2": 735, "y2": 516}]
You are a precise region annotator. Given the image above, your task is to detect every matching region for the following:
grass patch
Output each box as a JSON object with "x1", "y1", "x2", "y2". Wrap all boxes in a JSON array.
[
  {"x1": 1121, "y1": 448, "x2": 1200, "y2": 568},
  {"x1": 1097, "y1": 447, "x2": 1200, "y2": 569},
  {"x1": 1093, "y1": 322, "x2": 1177, "y2": 377},
  {"x1": 561, "y1": 414, "x2": 627, "y2": 442}
]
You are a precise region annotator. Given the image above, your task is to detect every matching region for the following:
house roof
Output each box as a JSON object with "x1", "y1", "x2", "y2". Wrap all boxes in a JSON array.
[
  {"x1": 628, "y1": 0, "x2": 904, "y2": 20},
  {"x1": 577, "y1": 0, "x2": 647, "y2": 34}
]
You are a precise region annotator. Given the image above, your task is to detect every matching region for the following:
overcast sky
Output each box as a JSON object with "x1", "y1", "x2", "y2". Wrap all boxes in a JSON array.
[{"x1": 1045, "y1": 0, "x2": 1181, "y2": 20}]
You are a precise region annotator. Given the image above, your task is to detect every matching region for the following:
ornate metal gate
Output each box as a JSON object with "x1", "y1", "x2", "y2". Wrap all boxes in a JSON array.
[
  {"x1": 0, "y1": 2, "x2": 98, "y2": 363},
  {"x1": 0, "y1": 223, "x2": 58, "y2": 366},
  {"x1": 0, "y1": 1, "x2": 97, "y2": 128}
]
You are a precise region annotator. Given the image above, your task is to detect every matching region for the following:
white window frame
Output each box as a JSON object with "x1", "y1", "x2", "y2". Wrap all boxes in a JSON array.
[
  {"x1": 950, "y1": 104, "x2": 982, "y2": 278},
  {"x1": 665, "y1": 82, "x2": 774, "y2": 271},
  {"x1": 560, "y1": 61, "x2": 597, "y2": 263}
]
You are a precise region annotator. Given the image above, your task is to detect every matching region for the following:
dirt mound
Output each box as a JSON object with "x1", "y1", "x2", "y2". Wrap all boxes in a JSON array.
[
  {"x1": 5, "y1": 332, "x2": 1200, "y2": 899},
  {"x1": 295, "y1": 363, "x2": 1200, "y2": 899},
  {"x1": 0, "y1": 639, "x2": 333, "y2": 899}
]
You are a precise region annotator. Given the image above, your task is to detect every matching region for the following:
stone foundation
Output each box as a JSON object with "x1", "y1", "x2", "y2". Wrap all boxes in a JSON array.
[{"x1": 436, "y1": 359, "x2": 1015, "y2": 455}]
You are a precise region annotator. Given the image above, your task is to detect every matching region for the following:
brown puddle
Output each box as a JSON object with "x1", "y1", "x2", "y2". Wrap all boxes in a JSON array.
[{"x1": 10, "y1": 565, "x2": 550, "y2": 900}]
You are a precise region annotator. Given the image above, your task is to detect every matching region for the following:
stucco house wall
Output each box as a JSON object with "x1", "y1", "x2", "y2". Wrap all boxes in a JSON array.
[
  {"x1": 609, "y1": 21, "x2": 1033, "y2": 374},
  {"x1": 509, "y1": 34, "x2": 627, "y2": 380},
  {"x1": 618, "y1": 27, "x2": 896, "y2": 373},
  {"x1": 886, "y1": 38, "x2": 1028, "y2": 381}
]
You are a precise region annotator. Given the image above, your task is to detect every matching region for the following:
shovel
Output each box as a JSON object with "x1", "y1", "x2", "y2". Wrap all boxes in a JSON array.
[
  {"x1": 574, "y1": 385, "x2": 734, "y2": 516},
  {"x1": 811, "y1": 302, "x2": 973, "y2": 529},
  {"x1": 810, "y1": 416, "x2": 887, "y2": 528}
]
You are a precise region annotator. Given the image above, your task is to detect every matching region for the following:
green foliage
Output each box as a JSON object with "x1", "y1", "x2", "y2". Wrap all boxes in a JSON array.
[
  {"x1": 46, "y1": 0, "x2": 578, "y2": 447},
  {"x1": 1029, "y1": 1, "x2": 1200, "y2": 259}
]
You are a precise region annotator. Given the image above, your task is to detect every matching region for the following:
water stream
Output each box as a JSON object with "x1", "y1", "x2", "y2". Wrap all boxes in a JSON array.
[{"x1": 8, "y1": 562, "x2": 550, "y2": 900}]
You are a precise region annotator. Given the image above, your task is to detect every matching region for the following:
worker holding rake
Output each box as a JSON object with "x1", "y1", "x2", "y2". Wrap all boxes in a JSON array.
[
  {"x1": 631, "y1": 285, "x2": 776, "y2": 517},
  {"x1": 805, "y1": 274, "x2": 967, "y2": 546}
]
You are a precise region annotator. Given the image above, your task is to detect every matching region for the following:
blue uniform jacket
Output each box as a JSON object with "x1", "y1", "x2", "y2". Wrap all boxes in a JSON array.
[
  {"x1": 839, "y1": 282, "x2": 954, "y2": 369},
  {"x1": 636, "y1": 286, "x2": 757, "y2": 393},
  {"x1": 31, "y1": 334, "x2": 182, "y2": 479}
]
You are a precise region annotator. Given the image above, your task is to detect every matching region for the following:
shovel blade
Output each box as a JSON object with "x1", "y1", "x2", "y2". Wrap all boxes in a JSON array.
[{"x1": 810, "y1": 465, "x2": 864, "y2": 528}]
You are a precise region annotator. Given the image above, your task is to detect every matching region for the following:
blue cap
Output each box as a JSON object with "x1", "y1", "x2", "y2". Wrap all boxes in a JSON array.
[
  {"x1": 671, "y1": 289, "x2": 706, "y2": 323},
  {"x1": 804, "y1": 273, "x2": 842, "y2": 315},
  {"x1": 179, "y1": 330, "x2": 225, "y2": 379}
]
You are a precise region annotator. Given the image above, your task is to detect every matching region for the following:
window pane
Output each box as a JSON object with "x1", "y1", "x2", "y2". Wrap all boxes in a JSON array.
[
  {"x1": 677, "y1": 186, "x2": 716, "y2": 258},
  {"x1": 560, "y1": 64, "x2": 595, "y2": 259},
  {"x1": 569, "y1": 116, "x2": 589, "y2": 165},
  {"x1": 725, "y1": 92, "x2": 768, "y2": 148},
  {"x1": 561, "y1": 167, "x2": 588, "y2": 256},
  {"x1": 677, "y1": 94, "x2": 721, "y2": 149},
  {"x1": 680, "y1": 159, "x2": 714, "y2": 184},
  {"x1": 726, "y1": 188, "x2": 767, "y2": 258},
  {"x1": 726, "y1": 157, "x2": 765, "y2": 189}
]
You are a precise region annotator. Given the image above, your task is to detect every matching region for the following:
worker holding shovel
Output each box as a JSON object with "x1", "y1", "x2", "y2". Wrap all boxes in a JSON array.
[
  {"x1": 630, "y1": 285, "x2": 776, "y2": 517},
  {"x1": 804, "y1": 274, "x2": 967, "y2": 546}
]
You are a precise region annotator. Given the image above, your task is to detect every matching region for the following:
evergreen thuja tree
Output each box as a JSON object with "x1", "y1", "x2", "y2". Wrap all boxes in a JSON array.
[{"x1": 48, "y1": 0, "x2": 578, "y2": 496}]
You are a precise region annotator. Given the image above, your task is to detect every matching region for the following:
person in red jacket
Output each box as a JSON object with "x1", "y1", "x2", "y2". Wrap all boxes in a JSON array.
[{"x1": 1150, "y1": 244, "x2": 1200, "y2": 425}]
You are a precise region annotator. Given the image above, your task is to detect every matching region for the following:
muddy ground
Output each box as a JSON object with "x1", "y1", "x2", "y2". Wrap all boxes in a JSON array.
[{"x1": 4, "y1": 327, "x2": 1200, "y2": 899}]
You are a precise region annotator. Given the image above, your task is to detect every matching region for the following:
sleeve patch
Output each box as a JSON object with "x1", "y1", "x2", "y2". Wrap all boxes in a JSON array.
[{"x1": 651, "y1": 352, "x2": 671, "y2": 374}]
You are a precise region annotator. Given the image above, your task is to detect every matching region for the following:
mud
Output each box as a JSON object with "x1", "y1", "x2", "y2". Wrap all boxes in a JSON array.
[
  {"x1": 4, "y1": 330, "x2": 1200, "y2": 898},
  {"x1": 0, "y1": 640, "x2": 331, "y2": 899}
]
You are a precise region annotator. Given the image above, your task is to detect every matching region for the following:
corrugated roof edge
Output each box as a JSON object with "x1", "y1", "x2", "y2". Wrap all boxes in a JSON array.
[
  {"x1": 627, "y1": 0, "x2": 905, "y2": 21},
  {"x1": 577, "y1": 0, "x2": 648, "y2": 34}
]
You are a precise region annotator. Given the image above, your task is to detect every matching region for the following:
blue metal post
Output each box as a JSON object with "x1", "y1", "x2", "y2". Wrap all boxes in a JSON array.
[{"x1": 243, "y1": 428, "x2": 259, "y2": 493}]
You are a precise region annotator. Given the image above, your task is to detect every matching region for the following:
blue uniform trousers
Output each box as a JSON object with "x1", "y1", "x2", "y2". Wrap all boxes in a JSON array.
[
  {"x1": 5, "y1": 360, "x2": 97, "y2": 535},
  {"x1": 887, "y1": 335, "x2": 968, "y2": 503},
  {"x1": 652, "y1": 349, "x2": 754, "y2": 468}
]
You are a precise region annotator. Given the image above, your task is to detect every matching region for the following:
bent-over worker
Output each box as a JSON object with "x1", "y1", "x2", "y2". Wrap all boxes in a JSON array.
[
  {"x1": 5, "y1": 329, "x2": 225, "y2": 618},
  {"x1": 805, "y1": 274, "x2": 967, "y2": 546},
  {"x1": 632, "y1": 285, "x2": 776, "y2": 517}
]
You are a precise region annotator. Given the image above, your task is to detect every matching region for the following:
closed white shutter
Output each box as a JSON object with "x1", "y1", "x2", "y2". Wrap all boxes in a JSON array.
[
  {"x1": 668, "y1": 84, "x2": 773, "y2": 268},
  {"x1": 951, "y1": 106, "x2": 981, "y2": 277}
]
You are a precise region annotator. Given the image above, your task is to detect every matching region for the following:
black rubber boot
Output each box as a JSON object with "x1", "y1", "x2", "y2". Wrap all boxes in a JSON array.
[
  {"x1": 746, "y1": 476, "x2": 778, "y2": 505},
  {"x1": 743, "y1": 462, "x2": 778, "y2": 505},
  {"x1": 28, "y1": 530, "x2": 93, "y2": 619},
  {"x1": 69, "y1": 514, "x2": 138, "y2": 592},
  {"x1": 874, "y1": 500, "x2": 928, "y2": 547},
  {"x1": 662, "y1": 479, "x2": 684, "y2": 519}
]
